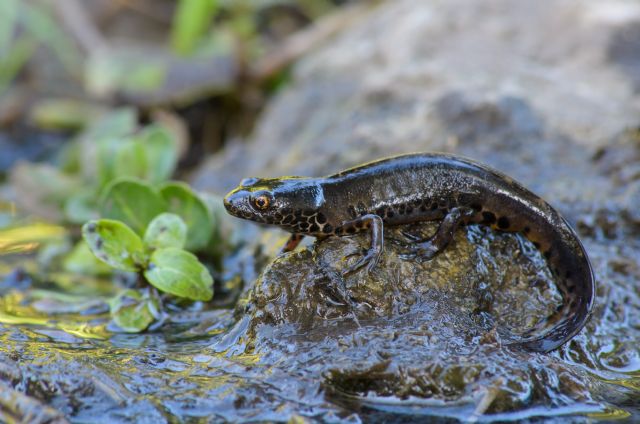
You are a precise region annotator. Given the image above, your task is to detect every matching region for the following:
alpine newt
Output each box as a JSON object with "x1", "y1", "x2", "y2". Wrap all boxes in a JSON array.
[{"x1": 223, "y1": 153, "x2": 595, "y2": 353}]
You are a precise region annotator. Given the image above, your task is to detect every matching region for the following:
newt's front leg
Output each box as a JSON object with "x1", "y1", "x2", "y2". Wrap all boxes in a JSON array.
[
  {"x1": 338, "y1": 214, "x2": 384, "y2": 275},
  {"x1": 281, "y1": 233, "x2": 305, "y2": 253}
]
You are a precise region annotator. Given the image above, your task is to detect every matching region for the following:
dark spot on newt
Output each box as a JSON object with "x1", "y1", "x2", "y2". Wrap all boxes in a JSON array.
[
  {"x1": 497, "y1": 216, "x2": 510, "y2": 229},
  {"x1": 482, "y1": 211, "x2": 496, "y2": 224},
  {"x1": 323, "y1": 224, "x2": 333, "y2": 234},
  {"x1": 309, "y1": 224, "x2": 319, "y2": 233},
  {"x1": 346, "y1": 227, "x2": 357, "y2": 234},
  {"x1": 317, "y1": 213, "x2": 327, "y2": 224}
]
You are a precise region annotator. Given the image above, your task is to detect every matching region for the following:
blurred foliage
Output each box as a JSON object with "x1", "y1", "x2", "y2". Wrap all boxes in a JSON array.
[
  {"x1": 1, "y1": 0, "x2": 345, "y2": 100},
  {"x1": 0, "y1": 0, "x2": 352, "y2": 332},
  {"x1": 9, "y1": 108, "x2": 222, "y2": 332},
  {"x1": 171, "y1": 0, "x2": 220, "y2": 55},
  {"x1": 0, "y1": 0, "x2": 82, "y2": 94}
]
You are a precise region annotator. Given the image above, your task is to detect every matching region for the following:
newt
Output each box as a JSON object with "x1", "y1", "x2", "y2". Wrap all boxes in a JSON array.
[{"x1": 223, "y1": 153, "x2": 595, "y2": 353}]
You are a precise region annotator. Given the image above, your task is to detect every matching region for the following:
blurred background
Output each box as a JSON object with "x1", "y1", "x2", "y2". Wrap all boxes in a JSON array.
[{"x1": 0, "y1": 0, "x2": 356, "y2": 186}]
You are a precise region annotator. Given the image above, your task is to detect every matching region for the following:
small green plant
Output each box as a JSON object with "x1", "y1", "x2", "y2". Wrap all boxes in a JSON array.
[
  {"x1": 10, "y1": 109, "x2": 223, "y2": 332},
  {"x1": 82, "y1": 178, "x2": 218, "y2": 332},
  {"x1": 82, "y1": 178, "x2": 216, "y2": 332}
]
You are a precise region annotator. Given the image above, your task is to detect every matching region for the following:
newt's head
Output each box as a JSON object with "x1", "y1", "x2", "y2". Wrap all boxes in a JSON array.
[{"x1": 224, "y1": 176, "x2": 327, "y2": 234}]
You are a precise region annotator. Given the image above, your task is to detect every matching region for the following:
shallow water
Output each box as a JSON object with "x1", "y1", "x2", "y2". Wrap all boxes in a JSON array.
[{"x1": 1, "y1": 210, "x2": 639, "y2": 422}]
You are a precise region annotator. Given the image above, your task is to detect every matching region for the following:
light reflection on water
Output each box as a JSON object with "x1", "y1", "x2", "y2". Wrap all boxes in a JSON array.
[
  {"x1": 0, "y1": 221, "x2": 638, "y2": 422},
  {"x1": 0, "y1": 222, "x2": 66, "y2": 254}
]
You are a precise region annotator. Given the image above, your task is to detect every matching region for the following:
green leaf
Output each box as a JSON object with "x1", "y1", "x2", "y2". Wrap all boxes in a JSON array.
[
  {"x1": 29, "y1": 98, "x2": 102, "y2": 131},
  {"x1": 171, "y1": 0, "x2": 218, "y2": 55},
  {"x1": 144, "y1": 248, "x2": 213, "y2": 301},
  {"x1": 113, "y1": 139, "x2": 148, "y2": 180},
  {"x1": 20, "y1": 1, "x2": 82, "y2": 77},
  {"x1": 0, "y1": 35, "x2": 37, "y2": 93},
  {"x1": 144, "y1": 213, "x2": 187, "y2": 250},
  {"x1": 100, "y1": 179, "x2": 167, "y2": 235},
  {"x1": 63, "y1": 240, "x2": 112, "y2": 276},
  {"x1": 109, "y1": 289, "x2": 161, "y2": 333},
  {"x1": 9, "y1": 162, "x2": 82, "y2": 222},
  {"x1": 82, "y1": 219, "x2": 146, "y2": 272},
  {"x1": 0, "y1": 0, "x2": 18, "y2": 54},
  {"x1": 64, "y1": 190, "x2": 97, "y2": 224},
  {"x1": 160, "y1": 182, "x2": 213, "y2": 250},
  {"x1": 140, "y1": 126, "x2": 178, "y2": 183},
  {"x1": 86, "y1": 108, "x2": 137, "y2": 141},
  {"x1": 80, "y1": 109, "x2": 136, "y2": 187},
  {"x1": 85, "y1": 51, "x2": 166, "y2": 97},
  {"x1": 95, "y1": 137, "x2": 127, "y2": 187}
]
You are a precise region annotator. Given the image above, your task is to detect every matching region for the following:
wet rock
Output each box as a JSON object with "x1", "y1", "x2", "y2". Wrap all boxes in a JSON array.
[{"x1": 235, "y1": 224, "x2": 624, "y2": 418}]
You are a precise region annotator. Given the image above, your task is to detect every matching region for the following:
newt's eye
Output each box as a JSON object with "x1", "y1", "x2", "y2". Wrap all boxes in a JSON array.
[{"x1": 253, "y1": 194, "x2": 271, "y2": 210}]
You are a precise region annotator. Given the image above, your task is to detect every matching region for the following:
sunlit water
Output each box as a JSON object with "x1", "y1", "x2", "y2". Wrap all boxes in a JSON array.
[{"x1": 0, "y1": 211, "x2": 639, "y2": 422}]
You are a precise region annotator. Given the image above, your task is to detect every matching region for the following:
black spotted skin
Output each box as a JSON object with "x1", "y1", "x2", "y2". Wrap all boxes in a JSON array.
[{"x1": 223, "y1": 153, "x2": 595, "y2": 353}]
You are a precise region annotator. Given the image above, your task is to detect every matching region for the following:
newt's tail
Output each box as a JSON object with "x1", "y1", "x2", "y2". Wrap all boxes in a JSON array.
[{"x1": 508, "y1": 216, "x2": 595, "y2": 353}]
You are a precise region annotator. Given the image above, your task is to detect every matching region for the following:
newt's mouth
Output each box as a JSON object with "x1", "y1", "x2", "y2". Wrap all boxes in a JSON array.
[
  {"x1": 223, "y1": 196, "x2": 234, "y2": 213},
  {"x1": 223, "y1": 190, "x2": 244, "y2": 217},
  {"x1": 223, "y1": 189, "x2": 257, "y2": 220}
]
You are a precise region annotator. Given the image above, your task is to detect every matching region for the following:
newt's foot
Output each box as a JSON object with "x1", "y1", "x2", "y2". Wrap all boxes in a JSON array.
[
  {"x1": 387, "y1": 230, "x2": 428, "y2": 247},
  {"x1": 398, "y1": 241, "x2": 440, "y2": 262},
  {"x1": 342, "y1": 247, "x2": 382, "y2": 276}
]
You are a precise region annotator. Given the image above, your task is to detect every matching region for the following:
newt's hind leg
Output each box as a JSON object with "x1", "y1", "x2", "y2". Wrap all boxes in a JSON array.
[{"x1": 399, "y1": 206, "x2": 475, "y2": 262}]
